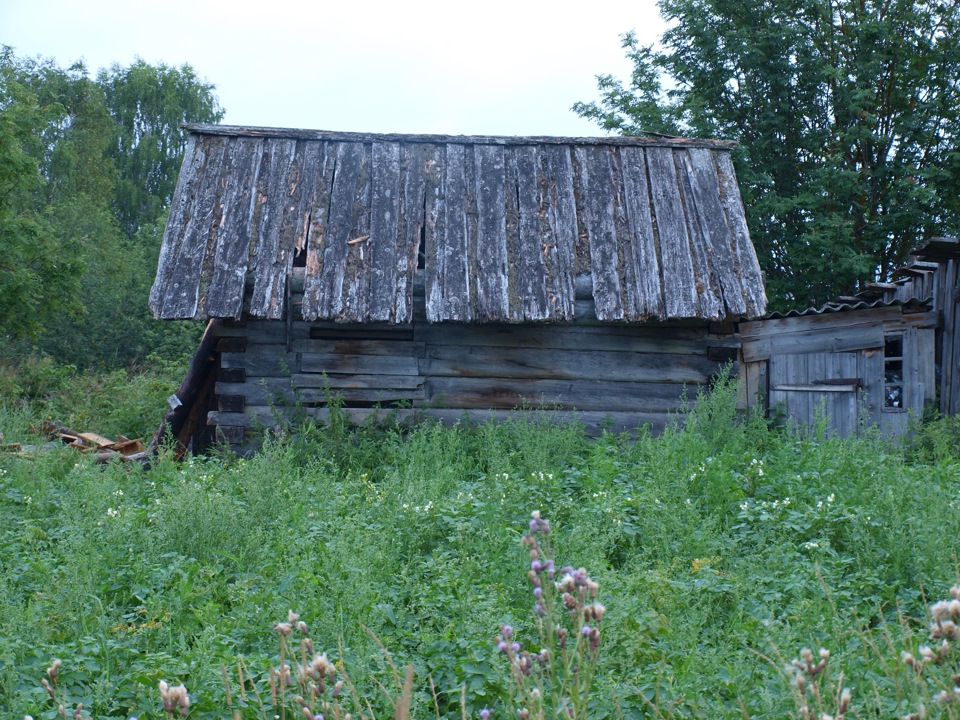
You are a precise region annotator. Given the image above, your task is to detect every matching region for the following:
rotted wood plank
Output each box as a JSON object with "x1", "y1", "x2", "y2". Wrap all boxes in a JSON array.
[
  {"x1": 423, "y1": 144, "x2": 449, "y2": 321},
  {"x1": 646, "y1": 146, "x2": 699, "y2": 319},
  {"x1": 248, "y1": 137, "x2": 299, "y2": 318},
  {"x1": 510, "y1": 145, "x2": 551, "y2": 320},
  {"x1": 150, "y1": 135, "x2": 200, "y2": 315},
  {"x1": 619, "y1": 146, "x2": 665, "y2": 320},
  {"x1": 159, "y1": 135, "x2": 229, "y2": 318},
  {"x1": 367, "y1": 142, "x2": 402, "y2": 321},
  {"x1": 715, "y1": 151, "x2": 766, "y2": 317},
  {"x1": 681, "y1": 148, "x2": 744, "y2": 317},
  {"x1": 301, "y1": 142, "x2": 337, "y2": 320},
  {"x1": 424, "y1": 376, "x2": 690, "y2": 412},
  {"x1": 340, "y1": 144, "x2": 374, "y2": 321},
  {"x1": 420, "y1": 344, "x2": 720, "y2": 383},
  {"x1": 394, "y1": 144, "x2": 433, "y2": 322},
  {"x1": 205, "y1": 137, "x2": 264, "y2": 319},
  {"x1": 473, "y1": 144, "x2": 509, "y2": 320},
  {"x1": 311, "y1": 142, "x2": 368, "y2": 319},
  {"x1": 574, "y1": 146, "x2": 623, "y2": 320},
  {"x1": 541, "y1": 146, "x2": 578, "y2": 319}
]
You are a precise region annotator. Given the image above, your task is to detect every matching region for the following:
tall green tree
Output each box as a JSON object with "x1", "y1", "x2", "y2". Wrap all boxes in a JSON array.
[
  {"x1": 575, "y1": 0, "x2": 960, "y2": 309},
  {"x1": 98, "y1": 60, "x2": 224, "y2": 239}
]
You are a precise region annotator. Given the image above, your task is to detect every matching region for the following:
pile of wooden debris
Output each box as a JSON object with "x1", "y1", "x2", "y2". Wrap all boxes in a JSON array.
[{"x1": 0, "y1": 421, "x2": 148, "y2": 463}]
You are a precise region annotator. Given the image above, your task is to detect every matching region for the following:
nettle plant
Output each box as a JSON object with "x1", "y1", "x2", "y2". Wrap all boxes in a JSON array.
[{"x1": 493, "y1": 511, "x2": 605, "y2": 720}]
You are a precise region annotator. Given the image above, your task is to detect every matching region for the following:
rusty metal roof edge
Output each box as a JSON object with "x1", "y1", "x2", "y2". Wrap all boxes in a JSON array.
[
  {"x1": 181, "y1": 123, "x2": 738, "y2": 150},
  {"x1": 765, "y1": 296, "x2": 932, "y2": 319}
]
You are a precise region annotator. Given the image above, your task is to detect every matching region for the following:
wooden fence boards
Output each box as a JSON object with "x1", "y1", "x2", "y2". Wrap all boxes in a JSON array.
[{"x1": 152, "y1": 127, "x2": 766, "y2": 324}]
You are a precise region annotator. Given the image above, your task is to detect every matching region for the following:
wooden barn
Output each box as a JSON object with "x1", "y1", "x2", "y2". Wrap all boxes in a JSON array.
[
  {"x1": 149, "y1": 124, "x2": 767, "y2": 455},
  {"x1": 739, "y1": 237, "x2": 960, "y2": 437}
]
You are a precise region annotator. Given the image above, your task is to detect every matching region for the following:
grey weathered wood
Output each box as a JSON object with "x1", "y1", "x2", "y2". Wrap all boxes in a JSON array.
[
  {"x1": 619, "y1": 146, "x2": 665, "y2": 320},
  {"x1": 714, "y1": 151, "x2": 766, "y2": 317},
  {"x1": 511, "y1": 145, "x2": 551, "y2": 320},
  {"x1": 646, "y1": 147, "x2": 700, "y2": 319},
  {"x1": 217, "y1": 377, "x2": 424, "y2": 406},
  {"x1": 769, "y1": 352, "x2": 860, "y2": 436},
  {"x1": 300, "y1": 352, "x2": 420, "y2": 376},
  {"x1": 674, "y1": 149, "x2": 724, "y2": 319},
  {"x1": 420, "y1": 345, "x2": 719, "y2": 383},
  {"x1": 427, "y1": 144, "x2": 471, "y2": 320},
  {"x1": 574, "y1": 146, "x2": 623, "y2": 321},
  {"x1": 413, "y1": 322, "x2": 714, "y2": 354},
  {"x1": 184, "y1": 123, "x2": 737, "y2": 149},
  {"x1": 542, "y1": 146, "x2": 578, "y2": 319},
  {"x1": 301, "y1": 142, "x2": 336, "y2": 320},
  {"x1": 220, "y1": 350, "x2": 299, "y2": 377},
  {"x1": 287, "y1": 338, "x2": 424, "y2": 357},
  {"x1": 341, "y1": 144, "x2": 374, "y2": 321},
  {"x1": 150, "y1": 135, "x2": 200, "y2": 315},
  {"x1": 394, "y1": 144, "x2": 431, "y2": 322},
  {"x1": 248, "y1": 138, "x2": 299, "y2": 319},
  {"x1": 206, "y1": 138, "x2": 265, "y2": 319},
  {"x1": 424, "y1": 376, "x2": 691, "y2": 412},
  {"x1": 683, "y1": 148, "x2": 745, "y2": 317},
  {"x1": 473, "y1": 144, "x2": 510, "y2": 320},
  {"x1": 159, "y1": 135, "x2": 229, "y2": 318},
  {"x1": 208, "y1": 406, "x2": 677, "y2": 439},
  {"x1": 367, "y1": 143, "x2": 403, "y2": 321}
]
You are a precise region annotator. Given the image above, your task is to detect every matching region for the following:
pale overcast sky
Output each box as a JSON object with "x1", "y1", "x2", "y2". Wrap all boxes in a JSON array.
[{"x1": 2, "y1": 0, "x2": 665, "y2": 137}]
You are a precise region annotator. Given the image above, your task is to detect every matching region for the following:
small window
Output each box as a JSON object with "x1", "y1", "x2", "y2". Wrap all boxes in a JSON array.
[{"x1": 883, "y1": 334, "x2": 904, "y2": 410}]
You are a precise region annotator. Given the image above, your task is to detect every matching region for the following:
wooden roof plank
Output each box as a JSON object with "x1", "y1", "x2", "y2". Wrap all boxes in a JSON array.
[
  {"x1": 423, "y1": 144, "x2": 448, "y2": 321},
  {"x1": 575, "y1": 145, "x2": 624, "y2": 321},
  {"x1": 541, "y1": 146, "x2": 578, "y2": 320},
  {"x1": 248, "y1": 137, "x2": 299, "y2": 319},
  {"x1": 310, "y1": 142, "x2": 364, "y2": 318},
  {"x1": 160, "y1": 135, "x2": 229, "y2": 318},
  {"x1": 150, "y1": 134, "x2": 199, "y2": 315},
  {"x1": 675, "y1": 149, "x2": 725, "y2": 320},
  {"x1": 335, "y1": 143, "x2": 373, "y2": 320},
  {"x1": 620, "y1": 146, "x2": 666, "y2": 320},
  {"x1": 715, "y1": 151, "x2": 766, "y2": 316},
  {"x1": 646, "y1": 146, "x2": 700, "y2": 319},
  {"x1": 301, "y1": 142, "x2": 337, "y2": 321},
  {"x1": 512, "y1": 145, "x2": 551, "y2": 321},
  {"x1": 366, "y1": 142, "x2": 403, "y2": 322},
  {"x1": 684, "y1": 148, "x2": 746, "y2": 316},
  {"x1": 427, "y1": 144, "x2": 472, "y2": 321},
  {"x1": 393, "y1": 144, "x2": 430, "y2": 323},
  {"x1": 473, "y1": 144, "x2": 510, "y2": 320},
  {"x1": 205, "y1": 137, "x2": 264, "y2": 319}
]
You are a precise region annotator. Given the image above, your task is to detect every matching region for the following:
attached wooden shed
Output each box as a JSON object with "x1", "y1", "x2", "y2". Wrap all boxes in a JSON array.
[
  {"x1": 739, "y1": 237, "x2": 960, "y2": 437},
  {"x1": 150, "y1": 124, "x2": 767, "y2": 455}
]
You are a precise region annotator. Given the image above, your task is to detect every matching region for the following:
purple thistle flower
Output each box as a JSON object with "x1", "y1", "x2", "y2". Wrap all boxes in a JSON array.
[
  {"x1": 497, "y1": 640, "x2": 508, "y2": 653},
  {"x1": 512, "y1": 642, "x2": 521, "y2": 653},
  {"x1": 533, "y1": 586, "x2": 543, "y2": 599},
  {"x1": 534, "y1": 601, "x2": 547, "y2": 617},
  {"x1": 501, "y1": 624, "x2": 513, "y2": 638},
  {"x1": 480, "y1": 709, "x2": 492, "y2": 720}
]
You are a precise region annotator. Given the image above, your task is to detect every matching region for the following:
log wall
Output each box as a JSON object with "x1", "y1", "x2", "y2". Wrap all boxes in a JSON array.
[{"x1": 206, "y1": 315, "x2": 736, "y2": 455}]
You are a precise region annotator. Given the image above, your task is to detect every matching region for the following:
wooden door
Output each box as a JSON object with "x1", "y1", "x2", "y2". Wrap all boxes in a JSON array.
[{"x1": 768, "y1": 352, "x2": 862, "y2": 437}]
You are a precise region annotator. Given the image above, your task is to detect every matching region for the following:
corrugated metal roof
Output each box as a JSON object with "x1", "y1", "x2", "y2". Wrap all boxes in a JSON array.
[
  {"x1": 150, "y1": 124, "x2": 767, "y2": 323},
  {"x1": 765, "y1": 297, "x2": 931, "y2": 319}
]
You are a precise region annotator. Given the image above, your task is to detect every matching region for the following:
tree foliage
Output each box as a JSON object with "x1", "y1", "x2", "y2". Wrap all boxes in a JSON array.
[
  {"x1": 0, "y1": 47, "x2": 215, "y2": 365},
  {"x1": 575, "y1": 0, "x2": 960, "y2": 308}
]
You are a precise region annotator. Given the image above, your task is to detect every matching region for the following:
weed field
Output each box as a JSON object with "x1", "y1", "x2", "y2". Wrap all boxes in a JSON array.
[{"x1": 1, "y1": 380, "x2": 959, "y2": 719}]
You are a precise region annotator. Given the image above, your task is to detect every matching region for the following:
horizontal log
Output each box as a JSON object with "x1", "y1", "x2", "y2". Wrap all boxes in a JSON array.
[
  {"x1": 419, "y1": 345, "x2": 720, "y2": 383},
  {"x1": 423, "y1": 377, "x2": 692, "y2": 412},
  {"x1": 740, "y1": 323, "x2": 885, "y2": 362},
  {"x1": 300, "y1": 353, "x2": 420, "y2": 376},
  {"x1": 217, "y1": 378, "x2": 424, "y2": 406},
  {"x1": 412, "y1": 322, "x2": 727, "y2": 354},
  {"x1": 208, "y1": 406, "x2": 681, "y2": 437}
]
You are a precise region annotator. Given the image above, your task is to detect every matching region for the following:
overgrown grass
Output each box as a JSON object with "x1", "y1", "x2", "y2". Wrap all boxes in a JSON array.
[{"x1": 1, "y1": 374, "x2": 959, "y2": 719}]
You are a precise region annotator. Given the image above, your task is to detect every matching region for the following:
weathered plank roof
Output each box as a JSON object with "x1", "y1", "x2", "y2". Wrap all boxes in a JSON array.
[{"x1": 150, "y1": 124, "x2": 767, "y2": 323}]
